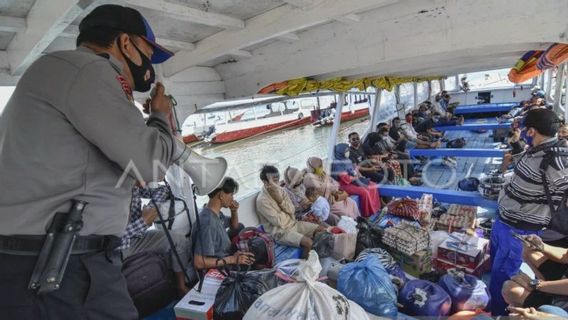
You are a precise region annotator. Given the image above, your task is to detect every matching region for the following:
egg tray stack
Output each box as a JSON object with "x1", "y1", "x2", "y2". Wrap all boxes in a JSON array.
[
  {"x1": 382, "y1": 222, "x2": 430, "y2": 257},
  {"x1": 386, "y1": 196, "x2": 433, "y2": 226},
  {"x1": 435, "y1": 205, "x2": 477, "y2": 232}
]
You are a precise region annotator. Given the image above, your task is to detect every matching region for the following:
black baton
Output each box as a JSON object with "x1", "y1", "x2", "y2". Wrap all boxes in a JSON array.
[{"x1": 28, "y1": 200, "x2": 87, "y2": 294}]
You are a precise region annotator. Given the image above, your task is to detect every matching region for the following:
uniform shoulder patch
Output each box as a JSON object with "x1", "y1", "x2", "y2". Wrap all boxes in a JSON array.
[{"x1": 115, "y1": 75, "x2": 133, "y2": 101}]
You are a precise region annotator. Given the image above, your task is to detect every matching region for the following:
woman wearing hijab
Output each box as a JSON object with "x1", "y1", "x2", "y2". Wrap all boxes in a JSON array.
[
  {"x1": 283, "y1": 166, "x2": 312, "y2": 218},
  {"x1": 331, "y1": 144, "x2": 381, "y2": 217},
  {"x1": 303, "y1": 158, "x2": 360, "y2": 219}
]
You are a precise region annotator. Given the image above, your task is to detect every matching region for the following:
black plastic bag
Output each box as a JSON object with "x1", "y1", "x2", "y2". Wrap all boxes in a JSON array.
[
  {"x1": 213, "y1": 269, "x2": 278, "y2": 320},
  {"x1": 355, "y1": 217, "x2": 384, "y2": 256},
  {"x1": 312, "y1": 231, "x2": 334, "y2": 258}
]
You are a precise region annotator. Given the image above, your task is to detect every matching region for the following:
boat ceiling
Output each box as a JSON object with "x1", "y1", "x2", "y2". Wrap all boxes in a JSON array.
[{"x1": 0, "y1": 0, "x2": 566, "y2": 121}]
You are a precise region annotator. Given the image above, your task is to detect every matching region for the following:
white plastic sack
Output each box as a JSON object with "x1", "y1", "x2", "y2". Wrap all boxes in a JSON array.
[
  {"x1": 244, "y1": 251, "x2": 369, "y2": 320},
  {"x1": 337, "y1": 216, "x2": 358, "y2": 234}
]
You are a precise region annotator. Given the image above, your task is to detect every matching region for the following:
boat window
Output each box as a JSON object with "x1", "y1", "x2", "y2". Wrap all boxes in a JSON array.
[
  {"x1": 271, "y1": 102, "x2": 286, "y2": 113},
  {"x1": 378, "y1": 89, "x2": 396, "y2": 121},
  {"x1": 430, "y1": 80, "x2": 441, "y2": 97},
  {"x1": 399, "y1": 83, "x2": 414, "y2": 110},
  {"x1": 543, "y1": 70, "x2": 551, "y2": 95},
  {"x1": 444, "y1": 76, "x2": 457, "y2": 91},
  {"x1": 459, "y1": 68, "x2": 532, "y2": 91},
  {"x1": 300, "y1": 99, "x2": 315, "y2": 109},
  {"x1": 416, "y1": 81, "x2": 429, "y2": 104},
  {"x1": 0, "y1": 86, "x2": 16, "y2": 115}
]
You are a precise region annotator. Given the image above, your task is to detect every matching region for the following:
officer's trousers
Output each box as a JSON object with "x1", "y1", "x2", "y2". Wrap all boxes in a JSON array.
[
  {"x1": 0, "y1": 251, "x2": 138, "y2": 320},
  {"x1": 489, "y1": 218, "x2": 541, "y2": 316}
]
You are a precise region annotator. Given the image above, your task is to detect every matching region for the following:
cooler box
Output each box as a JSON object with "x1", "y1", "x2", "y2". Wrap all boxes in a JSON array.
[{"x1": 174, "y1": 270, "x2": 225, "y2": 320}]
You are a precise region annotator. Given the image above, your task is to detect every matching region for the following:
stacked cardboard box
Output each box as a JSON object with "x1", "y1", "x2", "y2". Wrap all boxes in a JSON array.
[
  {"x1": 436, "y1": 232, "x2": 490, "y2": 269},
  {"x1": 434, "y1": 254, "x2": 491, "y2": 277},
  {"x1": 392, "y1": 249, "x2": 433, "y2": 278}
]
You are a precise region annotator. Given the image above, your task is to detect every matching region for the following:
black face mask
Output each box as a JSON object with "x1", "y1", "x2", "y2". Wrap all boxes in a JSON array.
[{"x1": 118, "y1": 39, "x2": 155, "y2": 92}]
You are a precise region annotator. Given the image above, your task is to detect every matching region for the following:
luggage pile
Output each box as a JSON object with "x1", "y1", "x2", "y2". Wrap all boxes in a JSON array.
[{"x1": 174, "y1": 193, "x2": 496, "y2": 320}]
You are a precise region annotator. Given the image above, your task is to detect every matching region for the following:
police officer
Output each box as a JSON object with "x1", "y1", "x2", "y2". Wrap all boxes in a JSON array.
[{"x1": 0, "y1": 5, "x2": 176, "y2": 319}]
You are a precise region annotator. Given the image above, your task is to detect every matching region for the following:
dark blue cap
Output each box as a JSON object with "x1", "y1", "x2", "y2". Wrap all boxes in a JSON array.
[{"x1": 79, "y1": 4, "x2": 174, "y2": 64}]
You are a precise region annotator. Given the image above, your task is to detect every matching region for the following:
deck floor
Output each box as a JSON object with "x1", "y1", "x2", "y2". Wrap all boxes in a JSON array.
[{"x1": 417, "y1": 129, "x2": 504, "y2": 191}]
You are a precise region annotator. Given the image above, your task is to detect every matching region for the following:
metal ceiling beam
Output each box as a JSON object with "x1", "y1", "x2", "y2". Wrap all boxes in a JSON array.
[
  {"x1": 334, "y1": 13, "x2": 361, "y2": 24},
  {"x1": 163, "y1": 0, "x2": 399, "y2": 77},
  {"x1": 0, "y1": 16, "x2": 26, "y2": 33},
  {"x1": 122, "y1": 0, "x2": 245, "y2": 29},
  {"x1": 276, "y1": 33, "x2": 300, "y2": 43},
  {"x1": 6, "y1": 0, "x2": 100, "y2": 75},
  {"x1": 60, "y1": 25, "x2": 196, "y2": 51}
]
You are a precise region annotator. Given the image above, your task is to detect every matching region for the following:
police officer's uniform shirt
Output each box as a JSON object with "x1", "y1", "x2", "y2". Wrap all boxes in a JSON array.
[{"x1": 0, "y1": 47, "x2": 175, "y2": 236}]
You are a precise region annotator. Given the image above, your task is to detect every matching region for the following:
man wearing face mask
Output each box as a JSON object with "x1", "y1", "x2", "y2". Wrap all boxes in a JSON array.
[
  {"x1": 0, "y1": 4, "x2": 176, "y2": 319},
  {"x1": 489, "y1": 109, "x2": 568, "y2": 316}
]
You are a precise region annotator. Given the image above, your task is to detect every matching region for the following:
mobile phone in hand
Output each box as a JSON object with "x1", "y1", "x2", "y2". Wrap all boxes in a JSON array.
[{"x1": 511, "y1": 231, "x2": 544, "y2": 251}]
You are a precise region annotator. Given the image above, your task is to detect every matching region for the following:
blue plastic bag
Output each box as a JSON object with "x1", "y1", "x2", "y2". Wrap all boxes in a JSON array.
[
  {"x1": 438, "y1": 272, "x2": 490, "y2": 313},
  {"x1": 399, "y1": 279, "x2": 452, "y2": 317},
  {"x1": 337, "y1": 255, "x2": 398, "y2": 317}
]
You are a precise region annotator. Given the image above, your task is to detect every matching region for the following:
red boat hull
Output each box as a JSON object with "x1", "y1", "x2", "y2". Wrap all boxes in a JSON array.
[
  {"x1": 311, "y1": 107, "x2": 369, "y2": 126},
  {"x1": 211, "y1": 117, "x2": 311, "y2": 144},
  {"x1": 340, "y1": 108, "x2": 369, "y2": 122},
  {"x1": 182, "y1": 134, "x2": 200, "y2": 144}
]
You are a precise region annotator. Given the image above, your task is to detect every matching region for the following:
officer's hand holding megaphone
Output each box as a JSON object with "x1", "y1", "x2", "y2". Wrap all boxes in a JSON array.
[{"x1": 143, "y1": 82, "x2": 171, "y2": 115}]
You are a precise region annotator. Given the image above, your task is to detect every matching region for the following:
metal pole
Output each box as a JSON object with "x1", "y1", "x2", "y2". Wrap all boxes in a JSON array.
[
  {"x1": 553, "y1": 64, "x2": 565, "y2": 114},
  {"x1": 454, "y1": 75, "x2": 459, "y2": 92},
  {"x1": 564, "y1": 64, "x2": 568, "y2": 121},
  {"x1": 370, "y1": 88, "x2": 382, "y2": 131},
  {"x1": 327, "y1": 93, "x2": 345, "y2": 172},
  {"x1": 413, "y1": 82, "x2": 418, "y2": 109},
  {"x1": 546, "y1": 69, "x2": 554, "y2": 100}
]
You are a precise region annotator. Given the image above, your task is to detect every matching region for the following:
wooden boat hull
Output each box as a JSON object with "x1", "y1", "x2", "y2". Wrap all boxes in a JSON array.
[{"x1": 211, "y1": 117, "x2": 311, "y2": 144}]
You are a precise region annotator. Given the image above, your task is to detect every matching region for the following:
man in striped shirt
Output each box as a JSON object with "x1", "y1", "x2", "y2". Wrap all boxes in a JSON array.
[{"x1": 490, "y1": 109, "x2": 568, "y2": 316}]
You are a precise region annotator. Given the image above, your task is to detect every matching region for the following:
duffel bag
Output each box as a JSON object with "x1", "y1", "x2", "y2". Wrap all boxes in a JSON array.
[{"x1": 399, "y1": 279, "x2": 452, "y2": 317}]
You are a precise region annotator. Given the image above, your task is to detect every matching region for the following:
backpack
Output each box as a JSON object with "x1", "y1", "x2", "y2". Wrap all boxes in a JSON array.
[
  {"x1": 122, "y1": 184, "x2": 194, "y2": 316},
  {"x1": 539, "y1": 147, "x2": 568, "y2": 235},
  {"x1": 458, "y1": 177, "x2": 480, "y2": 191},
  {"x1": 232, "y1": 227, "x2": 275, "y2": 269},
  {"x1": 446, "y1": 138, "x2": 466, "y2": 148},
  {"x1": 122, "y1": 252, "x2": 177, "y2": 317}
]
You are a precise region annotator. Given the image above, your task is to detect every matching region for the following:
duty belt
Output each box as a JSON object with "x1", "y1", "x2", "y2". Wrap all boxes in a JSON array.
[{"x1": 0, "y1": 235, "x2": 115, "y2": 256}]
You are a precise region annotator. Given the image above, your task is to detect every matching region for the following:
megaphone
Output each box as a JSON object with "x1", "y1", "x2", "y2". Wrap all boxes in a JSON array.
[{"x1": 173, "y1": 139, "x2": 228, "y2": 196}]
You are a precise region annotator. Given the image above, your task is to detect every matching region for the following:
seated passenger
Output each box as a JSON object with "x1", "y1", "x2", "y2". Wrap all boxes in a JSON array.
[
  {"x1": 303, "y1": 156, "x2": 360, "y2": 219},
  {"x1": 389, "y1": 117, "x2": 409, "y2": 152},
  {"x1": 415, "y1": 117, "x2": 443, "y2": 139},
  {"x1": 402, "y1": 113, "x2": 441, "y2": 149},
  {"x1": 349, "y1": 131, "x2": 394, "y2": 184},
  {"x1": 378, "y1": 126, "x2": 420, "y2": 181},
  {"x1": 502, "y1": 235, "x2": 568, "y2": 315},
  {"x1": 330, "y1": 145, "x2": 381, "y2": 217},
  {"x1": 193, "y1": 178, "x2": 254, "y2": 271},
  {"x1": 283, "y1": 166, "x2": 311, "y2": 218},
  {"x1": 305, "y1": 187, "x2": 339, "y2": 226},
  {"x1": 558, "y1": 124, "x2": 568, "y2": 142},
  {"x1": 256, "y1": 165, "x2": 325, "y2": 258}
]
